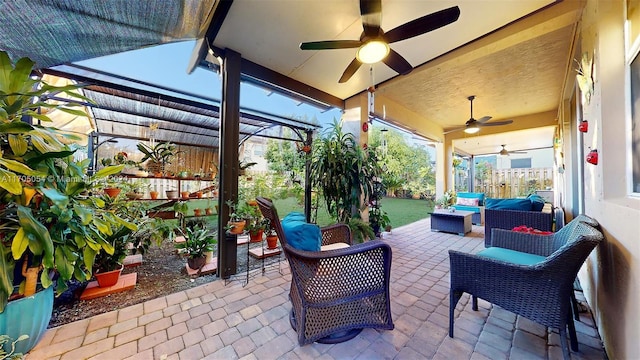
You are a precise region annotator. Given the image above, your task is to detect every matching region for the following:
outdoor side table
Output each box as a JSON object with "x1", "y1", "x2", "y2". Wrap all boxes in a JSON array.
[{"x1": 430, "y1": 209, "x2": 474, "y2": 236}]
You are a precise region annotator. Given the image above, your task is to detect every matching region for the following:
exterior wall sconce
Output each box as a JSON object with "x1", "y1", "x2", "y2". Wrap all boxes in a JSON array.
[
  {"x1": 579, "y1": 120, "x2": 588, "y2": 133},
  {"x1": 586, "y1": 149, "x2": 598, "y2": 165}
]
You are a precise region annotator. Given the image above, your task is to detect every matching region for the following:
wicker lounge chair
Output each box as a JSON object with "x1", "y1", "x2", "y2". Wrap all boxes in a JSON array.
[
  {"x1": 256, "y1": 197, "x2": 394, "y2": 345},
  {"x1": 449, "y1": 216, "x2": 603, "y2": 359},
  {"x1": 484, "y1": 206, "x2": 553, "y2": 247}
]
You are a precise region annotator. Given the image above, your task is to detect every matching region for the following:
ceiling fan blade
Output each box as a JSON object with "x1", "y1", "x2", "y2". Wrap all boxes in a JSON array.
[
  {"x1": 382, "y1": 49, "x2": 412, "y2": 75},
  {"x1": 477, "y1": 115, "x2": 492, "y2": 123},
  {"x1": 443, "y1": 127, "x2": 465, "y2": 135},
  {"x1": 300, "y1": 40, "x2": 361, "y2": 50},
  {"x1": 360, "y1": 0, "x2": 382, "y2": 37},
  {"x1": 480, "y1": 119, "x2": 514, "y2": 127},
  {"x1": 339, "y1": 58, "x2": 362, "y2": 83},
  {"x1": 384, "y1": 6, "x2": 461, "y2": 43}
]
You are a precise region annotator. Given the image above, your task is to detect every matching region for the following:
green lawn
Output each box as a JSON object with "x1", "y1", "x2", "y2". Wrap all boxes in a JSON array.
[
  {"x1": 273, "y1": 196, "x2": 433, "y2": 229},
  {"x1": 154, "y1": 196, "x2": 432, "y2": 233}
]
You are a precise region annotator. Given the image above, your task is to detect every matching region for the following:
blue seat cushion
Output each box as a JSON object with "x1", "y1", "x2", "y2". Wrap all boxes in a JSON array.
[
  {"x1": 485, "y1": 198, "x2": 533, "y2": 211},
  {"x1": 457, "y1": 192, "x2": 485, "y2": 206},
  {"x1": 453, "y1": 205, "x2": 481, "y2": 213},
  {"x1": 477, "y1": 247, "x2": 546, "y2": 265},
  {"x1": 281, "y1": 212, "x2": 321, "y2": 251},
  {"x1": 527, "y1": 194, "x2": 546, "y2": 212}
]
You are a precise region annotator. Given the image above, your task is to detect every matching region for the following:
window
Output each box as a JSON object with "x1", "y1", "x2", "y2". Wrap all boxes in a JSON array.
[{"x1": 510, "y1": 158, "x2": 532, "y2": 169}]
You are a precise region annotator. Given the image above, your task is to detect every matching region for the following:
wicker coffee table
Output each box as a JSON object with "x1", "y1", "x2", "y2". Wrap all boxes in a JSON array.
[{"x1": 430, "y1": 209, "x2": 473, "y2": 236}]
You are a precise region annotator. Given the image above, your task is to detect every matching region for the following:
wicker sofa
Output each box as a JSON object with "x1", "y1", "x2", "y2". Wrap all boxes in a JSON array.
[
  {"x1": 255, "y1": 197, "x2": 394, "y2": 345},
  {"x1": 448, "y1": 215, "x2": 603, "y2": 360},
  {"x1": 483, "y1": 195, "x2": 553, "y2": 247}
]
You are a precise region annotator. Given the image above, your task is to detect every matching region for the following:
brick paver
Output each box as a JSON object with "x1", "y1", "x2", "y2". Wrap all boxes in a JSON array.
[{"x1": 29, "y1": 219, "x2": 607, "y2": 359}]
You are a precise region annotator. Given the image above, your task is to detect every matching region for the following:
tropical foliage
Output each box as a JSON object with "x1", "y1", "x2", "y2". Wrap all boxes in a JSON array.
[
  {"x1": 310, "y1": 120, "x2": 380, "y2": 223},
  {"x1": 0, "y1": 51, "x2": 129, "y2": 311},
  {"x1": 368, "y1": 127, "x2": 435, "y2": 198}
]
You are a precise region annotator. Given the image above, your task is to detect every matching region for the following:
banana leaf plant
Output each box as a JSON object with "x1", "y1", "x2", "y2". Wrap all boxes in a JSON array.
[{"x1": 0, "y1": 51, "x2": 131, "y2": 312}]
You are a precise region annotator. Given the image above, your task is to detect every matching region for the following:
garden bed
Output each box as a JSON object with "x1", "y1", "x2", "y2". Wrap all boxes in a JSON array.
[{"x1": 49, "y1": 240, "x2": 218, "y2": 328}]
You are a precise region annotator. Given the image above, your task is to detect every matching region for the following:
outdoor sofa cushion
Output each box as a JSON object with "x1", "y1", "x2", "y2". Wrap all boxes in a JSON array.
[
  {"x1": 528, "y1": 194, "x2": 546, "y2": 211},
  {"x1": 281, "y1": 212, "x2": 321, "y2": 251},
  {"x1": 485, "y1": 198, "x2": 533, "y2": 211}
]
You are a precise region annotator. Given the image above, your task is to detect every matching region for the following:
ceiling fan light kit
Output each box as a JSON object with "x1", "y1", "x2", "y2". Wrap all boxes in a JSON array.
[
  {"x1": 299, "y1": 0, "x2": 460, "y2": 83},
  {"x1": 464, "y1": 124, "x2": 480, "y2": 134},
  {"x1": 356, "y1": 41, "x2": 389, "y2": 64},
  {"x1": 444, "y1": 95, "x2": 514, "y2": 135}
]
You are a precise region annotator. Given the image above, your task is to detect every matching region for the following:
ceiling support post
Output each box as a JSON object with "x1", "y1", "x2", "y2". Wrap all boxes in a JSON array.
[
  {"x1": 217, "y1": 48, "x2": 241, "y2": 279},
  {"x1": 304, "y1": 130, "x2": 313, "y2": 223}
]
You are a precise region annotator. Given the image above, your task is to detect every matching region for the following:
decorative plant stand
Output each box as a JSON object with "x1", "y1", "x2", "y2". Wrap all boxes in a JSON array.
[{"x1": 225, "y1": 233, "x2": 283, "y2": 287}]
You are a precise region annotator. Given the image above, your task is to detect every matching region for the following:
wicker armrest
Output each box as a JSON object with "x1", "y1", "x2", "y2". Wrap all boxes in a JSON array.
[
  {"x1": 320, "y1": 223, "x2": 352, "y2": 246},
  {"x1": 286, "y1": 240, "x2": 392, "y2": 301},
  {"x1": 491, "y1": 229, "x2": 556, "y2": 256}
]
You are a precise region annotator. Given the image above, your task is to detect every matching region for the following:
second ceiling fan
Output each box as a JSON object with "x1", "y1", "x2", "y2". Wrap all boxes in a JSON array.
[
  {"x1": 444, "y1": 95, "x2": 514, "y2": 135},
  {"x1": 299, "y1": 0, "x2": 461, "y2": 83}
]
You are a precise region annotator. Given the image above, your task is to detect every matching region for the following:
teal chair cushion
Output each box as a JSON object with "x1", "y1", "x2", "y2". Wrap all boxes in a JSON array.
[
  {"x1": 281, "y1": 212, "x2": 321, "y2": 251},
  {"x1": 485, "y1": 198, "x2": 533, "y2": 211},
  {"x1": 477, "y1": 247, "x2": 546, "y2": 265}
]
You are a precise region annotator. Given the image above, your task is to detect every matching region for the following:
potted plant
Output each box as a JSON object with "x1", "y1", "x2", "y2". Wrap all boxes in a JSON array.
[
  {"x1": 174, "y1": 227, "x2": 217, "y2": 270},
  {"x1": 124, "y1": 179, "x2": 148, "y2": 200},
  {"x1": 102, "y1": 176, "x2": 124, "y2": 198},
  {"x1": 265, "y1": 220, "x2": 278, "y2": 249},
  {"x1": 0, "y1": 51, "x2": 129, "y2": 353},
  {"x1": 225, "y1": 200, "x2": 250, "y2": 234},
  {"x1": 435, "y1": 190, "x2": 456, "y2": 209},
  {"x1": 369, "y1": 207, "x2": 391, "y2": 237},
  {"x1": 137, "y1": 141, "x2": 178, "y2": 176},
  {"x1": 166, "y1": 186, "x2": 179, "y2": 199}
]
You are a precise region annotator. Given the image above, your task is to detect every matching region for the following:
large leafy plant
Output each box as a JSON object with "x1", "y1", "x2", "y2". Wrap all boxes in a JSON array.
[
  {"x1": 310, "y1": 119, "x2": 381, "y2": 223},
  {"x1": 0, "y1": 51, "x2": 128, "y2": 311}
]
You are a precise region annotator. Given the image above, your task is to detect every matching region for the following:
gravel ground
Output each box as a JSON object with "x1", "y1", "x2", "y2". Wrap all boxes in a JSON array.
[{"x1": 49, "y1": 241, "x2": 218, "y2": 328}]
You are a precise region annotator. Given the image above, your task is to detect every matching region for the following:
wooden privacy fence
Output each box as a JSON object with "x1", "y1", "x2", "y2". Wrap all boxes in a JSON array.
[{"x1": 474, "y1": 167, "x2": 553, "y2": 198}]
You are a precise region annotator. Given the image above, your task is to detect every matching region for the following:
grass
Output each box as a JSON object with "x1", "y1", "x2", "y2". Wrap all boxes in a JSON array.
[
  {"x1": 150, "y1": 196, "x2": 432, "y2": 234},
  {"x1": 273, "y1": 196, "x2": 433, "y2": 229}
]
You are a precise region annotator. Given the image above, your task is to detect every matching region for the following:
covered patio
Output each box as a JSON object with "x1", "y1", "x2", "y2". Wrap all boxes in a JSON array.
[
  {"x1": 1, "y1": 1, "x2": 639, "y2": 359},
  {"x1": 27, "y1": 220, "x2": 605, "y2": 360}
]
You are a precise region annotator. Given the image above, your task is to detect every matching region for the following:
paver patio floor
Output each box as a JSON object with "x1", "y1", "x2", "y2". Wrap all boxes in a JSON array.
[{"x1": 29, "y1": 219, "x2": 607, "y2": 360}]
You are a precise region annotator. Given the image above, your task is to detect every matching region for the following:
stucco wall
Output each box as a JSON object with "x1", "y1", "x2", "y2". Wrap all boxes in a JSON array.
[{"x1": 573, "y1": 1, "x2": 640, "y2": 359}]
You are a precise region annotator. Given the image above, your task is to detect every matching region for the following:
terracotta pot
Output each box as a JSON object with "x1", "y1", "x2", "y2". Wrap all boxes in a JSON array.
[
  {"x1": 104, "y1": 187, "x2": 121, "y2": 198},
  {"x1": 187, "y1": 256, "x2": 206, "y2": 270},
  {"x1": 150, "y1": 191, "x2": 159, "y2": 200},
  {"x1": 205, "y1": 208, "x2": 213, "y2": 215},
  {"x1": 154, "y1": 172, "x2": 163, "y2": 178},
  {"x1": 249, "y1": 229, "x2": 263, "y2": 242},
  {"x1": 181, "y1": 191, "x2": 190, "y2": 199},
  {"x1": 266, "y1": 235, "x2": 278, "y2": 249},
  {"x1": 196, "y1": 191, "x2": 203, "y2": 198},
  {"x1": 228, "y1": 220, "x2": 246, "y2": 234},
  {"x1": 194, "y1": 209, "x2": 202, "y2": 217},
  {"x1": 95, "y1": 265, "x2": 123, "y2": 288}
]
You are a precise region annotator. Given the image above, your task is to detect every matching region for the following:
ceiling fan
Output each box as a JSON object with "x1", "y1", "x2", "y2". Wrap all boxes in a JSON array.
[
  {"x1": 444, "y1": 95, "x2": 514, "y2": 135},
  {"x1": 499, "y1": 144, "x2": 527, "y2": 156},
  {"x1": 299, "y1": 0, "x2": 460, "y2": 83}
]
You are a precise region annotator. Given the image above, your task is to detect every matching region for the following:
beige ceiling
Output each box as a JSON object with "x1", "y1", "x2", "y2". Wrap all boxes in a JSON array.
[{"x1": 211, "y1": 0, "x2": 583, "y2": 155}]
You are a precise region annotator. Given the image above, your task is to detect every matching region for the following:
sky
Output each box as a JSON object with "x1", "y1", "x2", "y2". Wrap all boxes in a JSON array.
[{"x1": 77, "y1": 40, "x2": 343, "y2": 129}]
